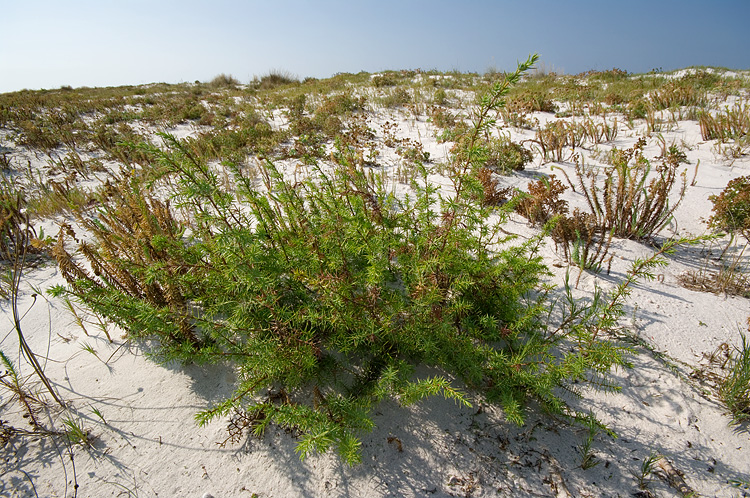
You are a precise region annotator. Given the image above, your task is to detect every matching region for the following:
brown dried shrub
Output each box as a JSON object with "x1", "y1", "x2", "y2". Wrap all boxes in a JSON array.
[
  {"x1": 476, "y1": 167, "x2": 514, "y2": 207},
  {"x1": 53, "y1": 173, "x2": 200, "y2": 347},
  {"x1": 516, "y1": 175, "x2": 568, "y2": 225}
]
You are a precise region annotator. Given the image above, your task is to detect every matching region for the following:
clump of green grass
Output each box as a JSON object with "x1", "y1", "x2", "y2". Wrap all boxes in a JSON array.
[
  {"x1": 209, "y1": 73, "x2": 240, "y2": 88},
  {"x1": 61, "y1": 416, "x2": 94, "y2": 448},
  {"x1": 720, "y1": 330, "x2": 750, "y2": 424},
  {"x1": 254, "y1": 70, "x2": 299, "y2": 90},
  {"x1": 631, "y1": 452, "x2": 661, "y2": 493}
]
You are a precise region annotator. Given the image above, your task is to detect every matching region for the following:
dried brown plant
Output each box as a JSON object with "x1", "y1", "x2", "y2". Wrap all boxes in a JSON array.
[
  {"x1": 516, "y1": 175, "x2": 568, "y2": 226},
  {"x1": 699, "y1": 101, "x2": 750, "y2": 141},
  {"x1": 514, "y1": 174, "x2": 611, "y2": 271},
  {"x1": 476, "y1": 167, "x2": 514, "y2": 207},
  {"x1": 53, "y1": 173, "x2": 199, "y2": 345}
]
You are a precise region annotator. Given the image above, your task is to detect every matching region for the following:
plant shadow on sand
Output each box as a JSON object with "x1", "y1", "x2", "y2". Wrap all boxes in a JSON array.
[
  {"x1": 195, "y1": 348, "x2": 745, "y2": 497},
  {"x1": 579, "y1": 351, "x2": 750, "y2": 495},
  {"x1": 223, "y1": 386, "x2": 563, "y2": 497}
]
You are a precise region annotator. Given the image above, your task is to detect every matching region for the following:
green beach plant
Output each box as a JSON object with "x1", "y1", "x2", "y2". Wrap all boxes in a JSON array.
[
  {"x1": 709, "y1": 175, "x2": 750, "y2": 239},
  {"x1": 719, "y1": 331, "x2": 750, "y2": 424},
  {"x1": 577, "y1": 411, "x2": 601, "y2": 470},
  {"x1": 50, "y1": 54, "x2": 645, "y2": 465},
  {"x1": 564, "y1": 139, "x2": 687, "y2": 240},
  {"x1": 631, "y1": 451, "x2": 661, "y2": 493}
]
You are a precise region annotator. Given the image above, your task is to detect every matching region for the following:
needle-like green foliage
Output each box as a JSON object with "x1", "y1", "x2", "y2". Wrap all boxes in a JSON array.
[{"x1": 54, "y1": 55, "x2": 640, "y2": 464}]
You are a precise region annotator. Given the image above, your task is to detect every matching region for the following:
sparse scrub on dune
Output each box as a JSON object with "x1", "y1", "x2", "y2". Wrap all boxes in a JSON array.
[
  {"x1": 282, "y1": 92, "x2": 368, "y2": 160},
  {"x1": 699, "y1": 101, "x2": 750, "y2": 141},
  {"x1": 585, "y1": 68, "x2": 629, "y2": 82},
  {"x1": 5, "y1": 53, "x2": 750, "y2": 494},
  {"x1": 52, "y1": 55, "x2": 649, "y2": 465},
  {"x1": 254, "y1": 70, "x2": 300, "y2": 90},
  {"x1": 430, "y1": 106, "x2": 471, "y2": 142},
  {"x1": 209, "y1": 73, "x2": 241, "y2": 88},
  {"x1": 562, "y1": 139, "x2": 687, "y2": 241}
]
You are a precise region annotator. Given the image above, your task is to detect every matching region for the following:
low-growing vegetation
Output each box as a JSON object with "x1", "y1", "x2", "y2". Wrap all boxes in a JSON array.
[
  {"x1": 46, "y1": 56, "x2": 651, "y2": 464},
  {"x1": 1, "y1": 53, "x2": 749, "y2": 495},
  {"x1": 562, "y1": 139, "x2": 687, "y2": 241}
]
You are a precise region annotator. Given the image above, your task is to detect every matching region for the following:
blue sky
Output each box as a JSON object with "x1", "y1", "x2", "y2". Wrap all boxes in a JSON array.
[{"x1": 2, "y1": 0, "x2": 749, "y2": 93}]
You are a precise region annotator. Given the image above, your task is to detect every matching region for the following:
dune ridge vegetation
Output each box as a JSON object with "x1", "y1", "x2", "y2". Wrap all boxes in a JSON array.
[{"x1": 1, "y1": 60, "x2": 749, "y2": 494}]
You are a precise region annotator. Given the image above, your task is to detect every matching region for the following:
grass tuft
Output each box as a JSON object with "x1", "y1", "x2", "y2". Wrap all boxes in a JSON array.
[{"x1": 720, "y1": 331, "x2": 750, "y2": 424}]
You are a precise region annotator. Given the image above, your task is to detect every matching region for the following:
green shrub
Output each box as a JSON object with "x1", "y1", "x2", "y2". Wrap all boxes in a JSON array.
[
  {"x1": 371, "y1": 74, "x2": 398, "y2": 87},
  {"x1": 451, "y1": 133, "x2": 532, "y2": 174},
  {"x1": 709, "y1": 175, "x2": 750, "y2": 237},
  {"x1": 483, "y1": 136, "x2": 533, "y2": 173},
  {"x1": 380, "y1": 87, "x2": 411, "y2": 108},
  {"x1": 566, "y1": 138, "x2": 687, "y2": 240},
  {"x1": 627, "y1": 98, "x2": 649, "y2": 120},
  {"x1": 54, "y1": 56, "x2": 636, "y2": 465},
  {"x1": 432, "y1": 88, "x2": 448, "y2": 105}
]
